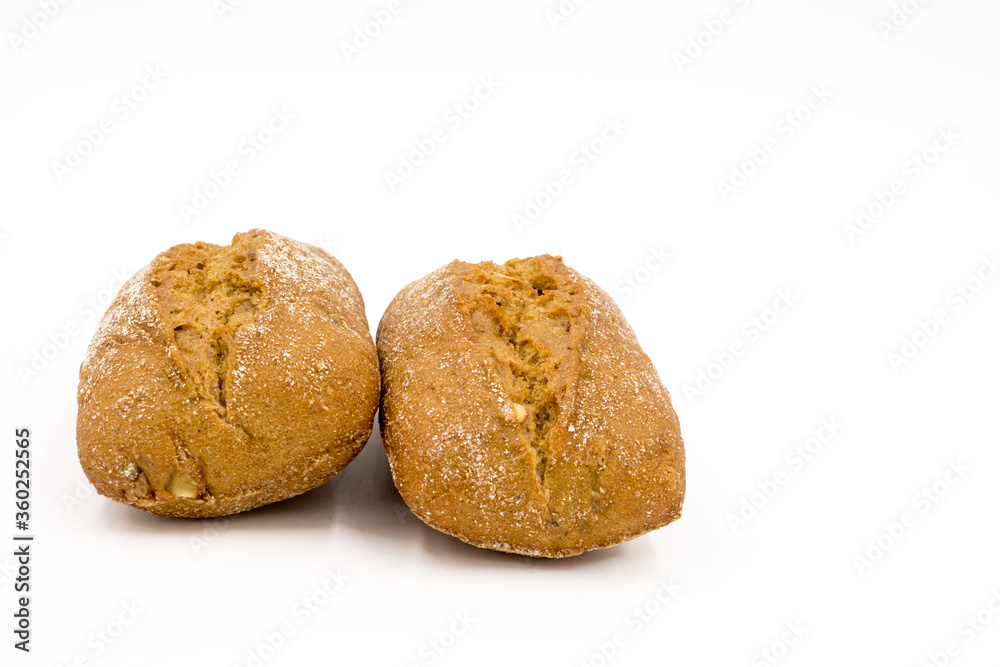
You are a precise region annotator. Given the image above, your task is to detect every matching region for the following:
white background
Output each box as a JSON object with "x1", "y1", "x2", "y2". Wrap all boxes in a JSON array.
[{"x1": 2, "y1": 1, "x2": 1000, "y2": 665}]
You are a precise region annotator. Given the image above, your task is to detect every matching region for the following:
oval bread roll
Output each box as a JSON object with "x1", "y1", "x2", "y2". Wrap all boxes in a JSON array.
[
  {"x1": 77, "y1": 230, "x2": 379, "y2": 518},
  {"x1": 377, "y1": 255, "x2": 685, "y2": 557}
]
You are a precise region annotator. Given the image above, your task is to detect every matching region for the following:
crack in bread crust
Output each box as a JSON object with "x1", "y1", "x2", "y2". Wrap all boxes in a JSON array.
[
  {"x1": 143, "y1": 241, "x2": 265, "y2": 503},
  {"x1": 151, "y1": 242, "x2": 263, "y2": 420},
  {"x1": 455, "y1": 257, "x2": 585, "y2": 526}
]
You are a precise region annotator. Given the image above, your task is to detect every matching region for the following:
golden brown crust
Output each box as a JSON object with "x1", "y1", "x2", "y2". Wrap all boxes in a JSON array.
[
  {"x1": 77, "y1": 229, "x2": 380, "y2": 518},
  {"x1": 377, "y1": 255, "x2": 685, "y2": 557}
]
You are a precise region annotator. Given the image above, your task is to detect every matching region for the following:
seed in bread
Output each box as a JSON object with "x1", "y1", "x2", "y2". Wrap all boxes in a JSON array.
[
  {"x1": 77, "y1": 229, "x2": 380, "y2": 518},
  {"x1": 377, "y1": 255, "x2": 685, "y2": 557}
]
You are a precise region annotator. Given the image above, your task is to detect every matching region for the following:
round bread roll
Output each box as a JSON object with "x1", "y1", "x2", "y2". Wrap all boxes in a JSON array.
[
  {"x1": 77, "y1": 230, "x2": 379, "y2": 518},
  {"x1": 377, "y1": 255, "x2": 685, "y2": 557}
]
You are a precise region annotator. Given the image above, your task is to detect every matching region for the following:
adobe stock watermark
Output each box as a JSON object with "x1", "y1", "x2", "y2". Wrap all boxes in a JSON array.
[
  {"x1": 545, "y1": 0, "x2": 589, "y2": 31},
  {"x1": 511, "y1": 116, "x2": 627, "y2": 234},
  {"x1": 393, "y1": 500, "x2": 414, "y2": 524},
  {"x1": 672, "y1": 0, "x2": 756, "y2": 73},
  {"x1": 886, "y1": 255, "x2": 997, "y2": 372},
  {"x1": 751, "y1": 620, "x2": 808, "y2": 667},
  {"x1": 383, "y1": 74, "x2": 500, "y2": 192},
  {"x1": 62, "y1": 475, "x2": 97, "y2": 513},
  {"x1": 51, "y1": 65, "x2": 168, "y2": 183},
  {"x1": 843, "y1": 127, "x2": 958, "y2": 244},
  {"x1": 577, "y1": 580, "x2": 681, "y2": 667},
  {"x1": 233, "y1": 568, "x2": 349, "y2": 667},
  {"x1": 914, "y1": 588, "x2": 1000, "y2": 667},
  {"x1": 0, "y1": 555, "x2": 16, "y2": 587},
  {"x1": 853, "y1": 459, "x2": 969, "y2": 575},
  {"x1": 727, "y1": 418, "x2": 844, "y2": 533},
  {"x1": 313, "y1": 234, "x2": 342, "y2": 256},
  {"x1": 682, "y1": 289, "x2": 798, "y2": 405},
  {"x1": 178, "y1": 106, "x2": 295, "y2": 223},
  {"x1": 614, "y1": 245, "x2": 671, "y2": 301},
  {"x1": 405, "y1": 611, "x2": 475, "y2": 667},
  {"x1": 213, "y1": 0, "x2": 252, "y2": 20},
  {"x1": 877, "y1": 0, "x2": 932, "y2": 40},
  {"x1": 716, "y1": 85, "x2": 833, "y2": 202},
  {"x1": 7, "y1": 0, "x2": 73, "y2": 53},
  {"x1": 340, "y1": 0, "x2": 411, "y2": 63},
  {"x1": 17, "y1": 268, "x2": 131, "y2": 385},
  {"x1": 190, "y1": 515, "x2": 235, "y2": 556},
  {"x1": 58, "y1": 601, "x2": 143, "y2": 667}
]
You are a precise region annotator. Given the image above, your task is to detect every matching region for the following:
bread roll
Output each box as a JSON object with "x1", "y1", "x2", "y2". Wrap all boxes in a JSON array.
[
  {"x1": 377, "y1": 255, "x2": 685, "y2": 557},
  {"x1": 77, "y1": 229, "x2": 379, "y2": 518}
]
